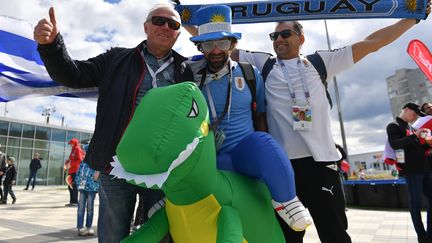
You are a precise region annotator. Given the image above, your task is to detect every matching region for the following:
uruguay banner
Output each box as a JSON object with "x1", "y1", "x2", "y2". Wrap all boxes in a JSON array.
[
  {"x1": 0, "y1": 15, "x2": 98, "y2": 102},
  {"x1": 176, "y1": 0, "x2": 429, "y2": 25},
  {"x1": 407, "y1": 39, "x2": 432, "y2": 81}
]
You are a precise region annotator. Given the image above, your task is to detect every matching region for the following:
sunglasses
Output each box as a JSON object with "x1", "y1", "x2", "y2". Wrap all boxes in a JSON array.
[
  {"x1": 269, "y1": 29, "x2": 299, "y2": 41},
  {"x1": 150, "y1": 16, "x2": 181, "y2": 30},
  {"x1": 200, "y1": 39, "x2": 232, "y2": 52}
]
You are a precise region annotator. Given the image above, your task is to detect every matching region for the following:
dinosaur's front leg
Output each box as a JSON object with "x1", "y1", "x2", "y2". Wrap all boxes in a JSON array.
[
  {"x1": 217, "y1": 206, "x2": 245, "y2": 243},
  {"x1": 121, "y1": 207, "x2": 169, "y2": 243}
]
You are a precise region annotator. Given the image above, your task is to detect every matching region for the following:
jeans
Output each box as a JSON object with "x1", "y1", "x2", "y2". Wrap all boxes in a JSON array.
[
  {"x1": 217, "y1": 132, "x2": 296, "y2": 202},
  {"x1": 26, "y1": 170, "x2": 37, "y2": 189},
  {"x1": 98, "y1": 173, "x2": 165, "y2": 243},
  {"x1": 3, "y1": 184, "x2": 15, "y2": 202},
  {"x1": 77, "y1": 190, "x2": 96, "y2": 229},
  {"x1": 405, "y1": 172, "x2": 432, "y2": 239}
]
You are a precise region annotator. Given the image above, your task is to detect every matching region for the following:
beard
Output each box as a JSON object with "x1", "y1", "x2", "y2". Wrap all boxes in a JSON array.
[{"x1": 207, "y1": 53, "x2": 229, "y2": 72}]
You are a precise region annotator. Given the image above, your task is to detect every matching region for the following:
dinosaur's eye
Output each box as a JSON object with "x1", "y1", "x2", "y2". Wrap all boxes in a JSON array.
[{"x1": 187, "y1": 99, "x2": 199, "y2": 118}]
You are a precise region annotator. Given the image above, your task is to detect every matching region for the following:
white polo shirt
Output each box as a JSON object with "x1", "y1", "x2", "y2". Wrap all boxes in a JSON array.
[{"x1": 240, "y1": 47, "x2": 354, "y2": 162}]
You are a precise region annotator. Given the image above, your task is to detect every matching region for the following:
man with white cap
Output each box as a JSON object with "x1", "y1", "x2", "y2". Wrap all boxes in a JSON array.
[{"x1": 182, "y1": 5, "x2": 312, "y2": 232}]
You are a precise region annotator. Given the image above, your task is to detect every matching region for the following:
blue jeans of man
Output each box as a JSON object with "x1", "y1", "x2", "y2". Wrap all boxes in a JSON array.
[
  {"x1": 405, "y1": 172, "x2": 432, "y2": 239},
  {"x1": 26, "y1": 170, "x2": 38, "y2": 189},
  {"x1": 77, "y1": 190, "x2": 96, "y2": 229},
  {"x1": 98, "y1": 173, "x2": 165, "y2": 243}
]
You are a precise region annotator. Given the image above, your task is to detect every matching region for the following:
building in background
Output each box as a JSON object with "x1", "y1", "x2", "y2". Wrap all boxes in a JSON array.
[
  {"x1": 387, "y1": 68, "x2": 431, "y2": 118},
  {"x1": 348, "y1": 150, "x2": 395, "y2": 180},
  {"x1": 0, "y1": 116, "x2": 92, "y2": 186}
]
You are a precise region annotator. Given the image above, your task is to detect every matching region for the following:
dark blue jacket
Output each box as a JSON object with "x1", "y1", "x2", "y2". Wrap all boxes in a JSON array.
[
  {"x1": 38, "y1": 35, "x2": 187, "y2": 171},
  {"x1": 29, "y1": 158, "x2": 42, "y2": 171},
  {"x1": 387, "y1": 117, "x2": 430, "y2": 174},
  {"x1": 4, "y1": 165, "x2": 16, "y2": 185}
]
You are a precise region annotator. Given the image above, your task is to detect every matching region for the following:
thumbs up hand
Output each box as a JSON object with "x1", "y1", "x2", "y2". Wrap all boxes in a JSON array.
[{"x1": 33, "y1": 7, "x2": 59, "y2": 44}]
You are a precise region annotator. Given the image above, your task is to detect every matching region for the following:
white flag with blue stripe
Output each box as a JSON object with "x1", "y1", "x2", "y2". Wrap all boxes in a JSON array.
[{"x1": 0, "y1": 15, "x2": 98, "y2": 102}]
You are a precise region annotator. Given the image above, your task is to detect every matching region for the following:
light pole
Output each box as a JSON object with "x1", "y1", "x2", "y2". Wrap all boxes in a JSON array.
[
  {"x1": 3, "y1": 102, "x2": 8, "y2": 117},
  {"x1": 41, "y1": 107, "x2": 56, "y2": 124},
  {"x1": 324, "y1": 20, "x2": 348, "y2": 156}
]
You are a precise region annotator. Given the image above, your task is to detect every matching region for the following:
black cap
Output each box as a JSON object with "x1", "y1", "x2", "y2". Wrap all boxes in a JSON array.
[{"x1": 403, "y1": 102, "x2": 426, "y2": 117}]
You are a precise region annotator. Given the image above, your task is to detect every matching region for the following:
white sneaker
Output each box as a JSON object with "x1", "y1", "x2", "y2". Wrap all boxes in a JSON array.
[
  {"x1": 272, "y1": 196, "x2": 312, "y2": 231},
  {"x1": 87, "y1": 227, "x2": 95, "y2": 235},
  {"x1": 78, "y1": 228, "x2": 88, "y2": 236}
]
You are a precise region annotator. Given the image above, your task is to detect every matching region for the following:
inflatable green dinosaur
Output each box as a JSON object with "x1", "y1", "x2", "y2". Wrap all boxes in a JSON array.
[{"x1": 110, "y1": 82, "x2": 285, "y2": 243}]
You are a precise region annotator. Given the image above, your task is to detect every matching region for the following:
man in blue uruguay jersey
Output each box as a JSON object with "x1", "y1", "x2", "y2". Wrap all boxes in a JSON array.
[{"x1": 181, "y1": 5, "x2": 312, "y2": 232}]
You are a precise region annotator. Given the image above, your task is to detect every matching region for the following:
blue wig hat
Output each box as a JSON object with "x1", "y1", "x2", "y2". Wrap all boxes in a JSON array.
[{"x1": 190, "y1": 5, "x2": 241, "y2": 43}]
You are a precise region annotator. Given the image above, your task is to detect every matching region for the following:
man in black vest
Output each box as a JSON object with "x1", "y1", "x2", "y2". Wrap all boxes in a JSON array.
[{"x1": 387, "y1": 103, "x2": 432, "y2": 243}]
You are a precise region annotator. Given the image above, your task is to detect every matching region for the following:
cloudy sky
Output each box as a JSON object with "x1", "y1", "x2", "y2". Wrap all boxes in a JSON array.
[{"x1": 0, "y1": 0, "x2": 431, "y2": 155}]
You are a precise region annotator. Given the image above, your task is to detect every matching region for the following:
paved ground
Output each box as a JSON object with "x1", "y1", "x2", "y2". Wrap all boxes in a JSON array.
[{"x1": 0, "y1": 186, "x2": 423, "y2": 242}]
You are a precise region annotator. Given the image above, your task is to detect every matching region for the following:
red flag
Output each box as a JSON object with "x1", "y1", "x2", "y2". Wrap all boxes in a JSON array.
[{"x1": 407, "y1": 39, "x2": 432, "y2": 81}]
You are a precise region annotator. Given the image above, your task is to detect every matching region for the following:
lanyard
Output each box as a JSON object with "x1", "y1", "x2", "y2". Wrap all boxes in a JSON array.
[
  {"x1": 145, "y1": 57, "x2": 174, "y2": 88},
  {"x1": 278, "y1": 57, "x2": 311, "y2": 104},
  {"x1": 200, "y1": 65, "x2": 233, "y2": 130}
]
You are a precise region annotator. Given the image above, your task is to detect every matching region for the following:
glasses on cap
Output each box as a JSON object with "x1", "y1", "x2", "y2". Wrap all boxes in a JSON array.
[
  {"x1": 269, "y1": 29, "x2": 300, "y2": 41},
  {"x1": 200, "y1": 39, "x2": 232, "y2": 53},
  {"x1": 150, "y1": 16, "x2": 181, "y2": 30}
]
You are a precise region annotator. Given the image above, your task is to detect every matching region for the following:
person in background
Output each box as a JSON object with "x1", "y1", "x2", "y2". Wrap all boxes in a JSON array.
[
  {"x1": 387, "y1": 102, "x2": 432, "y2": 243},
  {"x1": 0, "y1": 156, "x2": 17, "y2": 204},
  {"x1": 64, "y1": 138, "x2": 84, "y2": 207},
  {"x1": 75, "y1": 144, "x2": 100, "y2": 236},
  {"x1": 0, "y1": 144, "x2": 6, "y2": 201},
  {"x1": 358, "y1": 168, "x2": 366, "y2": 180},
  {"x1": 24, "y1": 152, "x2": 42, "y2": 191},
  {"x1": 422, "y1": 103, "x2": 432, "y2": 116},
  {"x1": 34, "y1": 3, "x2": 186, "y2": 242}
]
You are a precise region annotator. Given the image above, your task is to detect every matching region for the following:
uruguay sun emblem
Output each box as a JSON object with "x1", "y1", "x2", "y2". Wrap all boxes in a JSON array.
[
  {"x1": 405, "y1": 0, "x2": 417, "y2": 12},
  {"x1": 211, "y1": 14, "x2": 226, "y2": 22},
  {"x1": 181, "y1": 7, "x2": 192, "y2": 23}
]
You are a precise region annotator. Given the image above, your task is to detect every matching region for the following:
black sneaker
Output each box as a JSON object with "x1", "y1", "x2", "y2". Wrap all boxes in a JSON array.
[
  {"x1": 23, "y1": 188, "x2": 28, "y2": 190},
  {"x1": 12, "y1": 198, "x2": 16, "y2": 204},
  {"x1": 0, "y1": 200, "x2": 7, "y2": 204}
]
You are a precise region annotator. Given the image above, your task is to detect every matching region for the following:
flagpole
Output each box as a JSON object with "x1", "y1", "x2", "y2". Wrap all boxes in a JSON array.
[
  {"x1": 324, "y1": 20, "x2": 348, "y2": 156},
  {"x1": 3, "y1": 102, "x2": 7, "y2": 117}
]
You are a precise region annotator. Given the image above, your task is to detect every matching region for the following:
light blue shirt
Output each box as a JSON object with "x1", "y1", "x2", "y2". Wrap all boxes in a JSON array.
[{"x1": 189, "y1": 59, "x2": 265, "y2": 153}]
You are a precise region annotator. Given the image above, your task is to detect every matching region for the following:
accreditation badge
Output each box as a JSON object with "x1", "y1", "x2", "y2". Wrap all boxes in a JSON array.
[
  {"x1": 293, "y1": 105, "x2": 312, "y2": 131},
  {"x1": 78, "y1": 177, "x2": 87, "y2": 190},
  {"x1": 395, "y1": 149, "x2": 405, "y2": 164}
]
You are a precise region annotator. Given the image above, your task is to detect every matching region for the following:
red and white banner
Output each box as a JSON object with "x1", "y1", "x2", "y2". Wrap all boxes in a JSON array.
[
  {"x1": 407, "y1": 39, "x2": 432, "y2": 81},
  {"x1": 413, "y1": 115, "x2": 432, "y2": 131}
]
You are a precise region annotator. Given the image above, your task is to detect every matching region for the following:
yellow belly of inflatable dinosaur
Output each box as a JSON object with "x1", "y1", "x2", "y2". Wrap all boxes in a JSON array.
[{"x1": 166, "y1": 194, "x2": 247, "y2": 243}]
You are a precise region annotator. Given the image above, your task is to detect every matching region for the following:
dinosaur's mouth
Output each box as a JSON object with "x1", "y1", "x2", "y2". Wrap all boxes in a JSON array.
[{"x1": 109, "y1": 136, "x2": 199, "y2": 188}]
